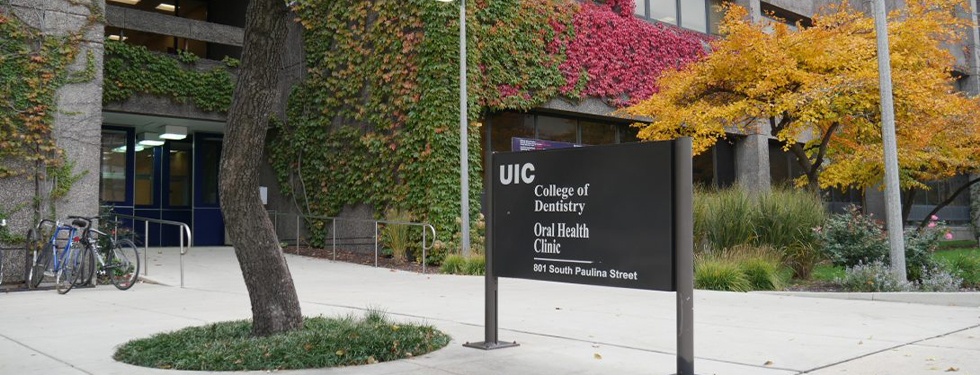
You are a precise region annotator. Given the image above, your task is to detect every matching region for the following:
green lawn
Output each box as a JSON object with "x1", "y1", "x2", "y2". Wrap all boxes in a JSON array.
[
  {"x1": 933, "y1": 247, "x2": 980, "y2": 263},
  {"x1": 809, "y1": 248, "x2": 979, "y2": 286}
]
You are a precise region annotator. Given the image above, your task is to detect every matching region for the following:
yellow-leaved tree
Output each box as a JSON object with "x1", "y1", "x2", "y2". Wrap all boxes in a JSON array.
[{"x1": 624, "y1": 0, "x2": 980, "y2": 196}]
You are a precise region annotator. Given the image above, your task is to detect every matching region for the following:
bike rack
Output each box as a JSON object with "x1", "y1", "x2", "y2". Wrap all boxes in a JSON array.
[
  {"x1": 110, "y1": 214, "x2": 193, "y2": 288},
  {"x1": 267, "y1": 211, "x2": 437, "y2": 274}
]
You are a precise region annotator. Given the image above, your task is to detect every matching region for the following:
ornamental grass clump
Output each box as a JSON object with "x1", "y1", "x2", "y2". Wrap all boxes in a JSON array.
[
  {"x1": 694, "y1": 252, "x2": 751, "y2": 292},
  {"x1": 694, "y1": 245, "x2": 789, "y2": 292},
  {"x1": 694, "y1": 186, "x2": 756, "y2": 250}
]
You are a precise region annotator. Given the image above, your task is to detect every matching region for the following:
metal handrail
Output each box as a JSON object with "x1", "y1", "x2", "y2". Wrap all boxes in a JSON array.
[
  {"x1": 267, "y1": 211, "x2": 437, "y2": 273},
  {"x1": 110, "y1": 214, "x2": 192, "y2": 288}
]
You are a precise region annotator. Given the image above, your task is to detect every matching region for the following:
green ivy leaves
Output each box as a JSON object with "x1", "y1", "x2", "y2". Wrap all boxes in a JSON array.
[{"x1": 103, "y1": 41, "x2": 234, "y2": 113}]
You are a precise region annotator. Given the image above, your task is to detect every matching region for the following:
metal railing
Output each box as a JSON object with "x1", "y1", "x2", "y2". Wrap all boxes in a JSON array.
[
  {"x1": 110, "y1": 214, "x2": 192, "y2": 288},
  {"x1": 268, "y1": 211, "x2": 437, "y2": 273}
]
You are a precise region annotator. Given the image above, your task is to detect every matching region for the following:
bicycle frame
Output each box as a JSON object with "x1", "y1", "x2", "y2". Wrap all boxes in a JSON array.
[{"x1": 35, "y1": 219, "x2": 80, "y2": 277}]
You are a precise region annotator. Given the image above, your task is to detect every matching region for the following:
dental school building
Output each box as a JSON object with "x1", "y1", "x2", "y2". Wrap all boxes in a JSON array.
[{"x1": 0, "y1": 0, "x2": 976, "y2": 279}]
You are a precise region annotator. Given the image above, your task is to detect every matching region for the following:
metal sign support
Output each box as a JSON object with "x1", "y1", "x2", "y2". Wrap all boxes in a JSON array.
[
  {"x1": 674, "y1": 138, "x2": 695, "y2": 375},
  {"x1": 463, "y1": 136, "x2": 518, "y2": 350}
]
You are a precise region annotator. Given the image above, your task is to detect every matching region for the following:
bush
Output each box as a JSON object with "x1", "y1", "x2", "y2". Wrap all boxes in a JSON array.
[
  {"x1": 694, "y1": 186, "x2": 826, "y2": 279},
  {"x1": 917, "y1": 265, "x2": 962, "y2": 292},
  {"x1": 463, "y1": 254, "x2": 485, "y2": 276},
  {"x1": 818, "y1": 205, "x2": 889, "y2": 268},
  {"x1": 439, "y1": 253, "x2": 484, "y2": 276},
  {"x1": 440, "y1": 254, "x2": 466, "y2": 274},
  {"x1": 838, "y1": 261, "x2": 915, "y2": 292},
  {"x1": 753, "y1": 188, "x2": 825, "y2": 278},
  {"x1": 381, "y1": 209, "x2": 412, "y2": 261},
  {"x1": 753, "y1": 188, "x2": 825, "y2": 250},
  {"x1": 694, "y1": 253, "x2": 751, "y2": 292},
  {"x1": 694, "y1": 246, "x2": 788, "y2": 291},
  {"x1": 695, "y1": 186, "x2": 756, "y2": 250}
]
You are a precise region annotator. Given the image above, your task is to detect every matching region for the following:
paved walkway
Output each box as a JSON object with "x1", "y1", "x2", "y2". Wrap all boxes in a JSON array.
[{"x1": 1, "y1": 246, "x2": 978, "y2": 375}]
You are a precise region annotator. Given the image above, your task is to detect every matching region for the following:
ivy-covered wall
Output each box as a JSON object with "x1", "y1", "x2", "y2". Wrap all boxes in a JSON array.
[
  {"x1": 269, "y1": 0, "x2": 710, "y2": 256},
  {"x1": 0, "y1": 0, "x2": 105, "y2": 282},
  {"x1": 103, "y1": 40, "x2": 237, "y2": 113}
]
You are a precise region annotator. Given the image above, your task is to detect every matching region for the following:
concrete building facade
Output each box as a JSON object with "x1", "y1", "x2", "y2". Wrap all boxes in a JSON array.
[{"x1": 1, "y1": 0, "x2": 978, "y2": 284}]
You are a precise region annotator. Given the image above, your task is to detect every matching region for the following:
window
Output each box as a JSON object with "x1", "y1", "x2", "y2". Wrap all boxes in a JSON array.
[
  {"x1": 581, "y1": 121, "x2": 616, "y2": 145},
  {"x1": 635, "y1": 0, "x2": 723, "y2": 34},
  {"x1": 168, "y1": 141, "x2": 192, "y2": 207},
  {"x1": 198, "y1": 137, "x2": 222, "y2": 205},
  {"x1": 680, "y1": 0, "x2": 707, "y2": 33},
  {"x1": 537, "y1": 115, "x2": 577, "y2": 143},
  {"x1": 135, "y1": 144, "x2": 156, "y2": 206},
  {"x1": 101, "y1": 130, "x2": 129, "y2": 202},
  {"x1": 647, "y1": 0, "x2": 678, "y2": 25}
]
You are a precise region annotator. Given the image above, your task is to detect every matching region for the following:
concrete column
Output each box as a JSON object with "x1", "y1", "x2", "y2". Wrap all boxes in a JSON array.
[
  {"x1": 734, "y1": 123, "x2": 771, "y2": 194},
  {"x1": 0, "y1": 1, "x2": 105, "y2": 283},
  {"x1": 971, "y1": 174, "x2": 980, "y2": 242}
]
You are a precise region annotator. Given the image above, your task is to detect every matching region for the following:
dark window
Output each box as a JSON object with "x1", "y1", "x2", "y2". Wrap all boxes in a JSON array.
[
  {"x1": 581, "y1": 121, "x2": 617, "y2": 145},
  {"x1": 101, "y1": 130, "x2": 129, "y2": 203},
  {"x1": 537, "y1": 115, "x2": 577, "y2": 143}
]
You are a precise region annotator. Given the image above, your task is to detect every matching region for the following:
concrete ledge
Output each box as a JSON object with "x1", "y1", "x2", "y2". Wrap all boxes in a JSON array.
[{"x1": 756, "y1": 291, "x2": 980, "y2": 307}]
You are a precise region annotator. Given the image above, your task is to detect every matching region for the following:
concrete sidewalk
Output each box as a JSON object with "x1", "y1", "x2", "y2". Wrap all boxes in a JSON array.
[{"x1": 1, "y1": 246, "x2": 978, "y2": 375}]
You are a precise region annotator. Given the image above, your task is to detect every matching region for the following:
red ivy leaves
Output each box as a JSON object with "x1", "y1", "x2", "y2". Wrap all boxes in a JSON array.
[{"x1": 561, "y1": 1, "x2": 711, "y2": 107}]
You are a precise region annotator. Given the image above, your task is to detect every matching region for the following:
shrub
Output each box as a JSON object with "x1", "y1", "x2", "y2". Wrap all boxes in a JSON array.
[
  {"x1": 818, "y1": 205, "x2": 889, "y2": 268},
  {"x1": 753, "y1": 188, "x2": 825, "y2": 250},
  {"x1": 695, "y1": 186, "x2": 756, "y2": 250},
  {"x1": 903, "y1": 227, "x2": 940, "y2": 281},
  {"x1": 439, "y1": 253, "x2": 484, "y2": 276},
  {"x1": 736, "y1": 246, "x2": 789, "y2": 291},
  {"x1": 463, "y1": 254, "x2": 486, "y2": 276},
  {"x1": 753, "y1": 188, "x2": 825, "y2": 278},
  {"x1": 917, "y1": 265, "x2": 962, "y2": 292},
  {"x1": 694, "y1": 253, "x2": 751, "y2": 292},
  {"x1": 838, "y1": 261, "x2": 915, "y2": 292},
  {"x1": 381, "y1": 208, "x2": 412, "y2": 261},
  {"x1": 440, "y1": 254, "x2": 466, "y2": 274}
]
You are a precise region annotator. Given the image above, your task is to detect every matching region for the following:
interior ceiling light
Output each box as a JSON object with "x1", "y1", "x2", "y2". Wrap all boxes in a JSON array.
[
  {"x1": 109, "y1": 0, "x2": 141, "y2": 5},
  {"x1": 159, "y1": 125, "x2": 187, "y2": 140},
  {"x1": 156, "y1": 3, "x2": 176, "y2": 12},
  {"x1": 138, "y1": 132, "x2": 165, "y2": 146}
]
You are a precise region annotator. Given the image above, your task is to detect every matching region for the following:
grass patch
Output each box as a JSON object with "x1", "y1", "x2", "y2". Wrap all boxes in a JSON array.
[
  {"x1": 937, "y1": 240, "x2": 978, "y2": 250},
  {"x1": 935, "y1": 248, "x2": 980, "y2": 287},
  {"x1": 114, "y1": 311, "x2": 450, "y2": 371},
  {"x1": 811, "y1": 263, "x2": 846, "y2": 282}
]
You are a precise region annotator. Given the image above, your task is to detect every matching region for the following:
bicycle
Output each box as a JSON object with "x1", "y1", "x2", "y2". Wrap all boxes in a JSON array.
[
  {"x1": 70, "y1": 216, "x2": 140, "y2": 290},
  {"x1": 28, "y1": 219, "x2": 85, "y2": 294}
]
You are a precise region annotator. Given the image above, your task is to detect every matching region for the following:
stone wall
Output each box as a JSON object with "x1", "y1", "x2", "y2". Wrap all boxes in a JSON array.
[{"x1": 0, "y1": 0, "x2": 104, "y2": 284}]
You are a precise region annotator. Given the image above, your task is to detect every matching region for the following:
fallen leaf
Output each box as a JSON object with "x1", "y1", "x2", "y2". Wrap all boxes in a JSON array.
[
  {"x1": 764, "y1": 361, "x2": 773, "y2": 366},
  {"x1": 945, "y1": 367, "x2": 959, "y2": 372},
  {"x1": 336, "y1": 349, "x2": 346, "y2": 356},
  {"x1": 594, "y1": 353, "x2": 602, "y2": 360},
  {"x1": 367, "y1": 356, "x2": 378, "y2": 364}
]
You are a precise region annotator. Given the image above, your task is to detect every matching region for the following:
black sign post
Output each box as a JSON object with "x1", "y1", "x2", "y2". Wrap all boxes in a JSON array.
[{"x1": 465, "y1": 138, "x2": 694, "y2": 375}]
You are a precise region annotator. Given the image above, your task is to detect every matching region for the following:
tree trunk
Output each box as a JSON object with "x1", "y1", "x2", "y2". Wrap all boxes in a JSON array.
[
  {"x1": 218, "y1": 0, "x2": 302, "y2": 337},
  {"x1": 917, "y1": 176, "x2": 980, "y2": 229}
]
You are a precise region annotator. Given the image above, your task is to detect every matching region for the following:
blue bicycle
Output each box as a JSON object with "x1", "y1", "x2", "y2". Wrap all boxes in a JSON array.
[{"x1": 28, "y1": 219, "x2": 85, "y2": 294}]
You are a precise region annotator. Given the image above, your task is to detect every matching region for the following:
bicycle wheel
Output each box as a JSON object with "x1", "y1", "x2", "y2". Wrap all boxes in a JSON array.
[
  {"x1": 106, "y1": 239, "x2": 139, "y2": 290},
  {"x1": 74, "y1": 246, "x2": 96, "y2": 287},
  {"x1": 55, "y1": 249, "x2": 80, "y2": 294},
  {"x1": 29, "y1": 243, "x2": 53, "y2": 288}
]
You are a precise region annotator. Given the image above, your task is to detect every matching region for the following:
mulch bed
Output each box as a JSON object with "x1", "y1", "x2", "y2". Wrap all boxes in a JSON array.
[{"x1": 283, "y1": 246, "x2": 441, "y2": 274}]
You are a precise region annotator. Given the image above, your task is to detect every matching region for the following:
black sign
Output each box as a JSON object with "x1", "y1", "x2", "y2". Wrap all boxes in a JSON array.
[{"x1": 492, "y1": 141, "x2": 675, "y2": 291}]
